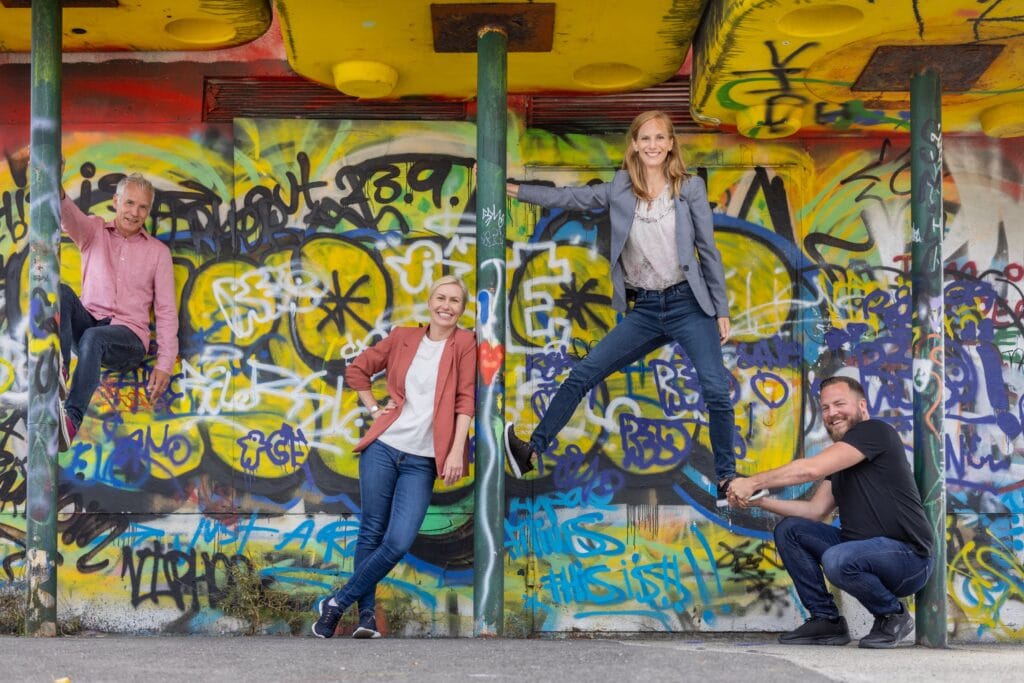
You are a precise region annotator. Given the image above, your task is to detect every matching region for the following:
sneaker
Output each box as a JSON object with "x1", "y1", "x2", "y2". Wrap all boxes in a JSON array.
[
  {"x1": 778, "y1": 616, "x2": 851, "y2": 646},
  {"x1": 352, "y1": 611, "x2": 381, "y2": 639},
  {"x1": 859, "y1": 603, "x2": 914, "y2": 649},
  {"x1": 503, "y1": 424, "x2": 535, "y2": 478},
  {"x1": 57, "y1": 402, "x2": 77, "y2": 452},
  {"x1": 311, "y1": 597, "x2": 344, "y2": 639},
  {"x1": 57, "y1": 355, "x2": 69, "y2": 401},
  {"x1": 716, "y1": 475, "x2": 768, "y2": 508}
]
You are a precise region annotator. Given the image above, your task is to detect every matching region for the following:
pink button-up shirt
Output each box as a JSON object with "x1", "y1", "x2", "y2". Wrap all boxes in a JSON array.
[{"x1": 60, "y1": 197, "x2": 179, "y2": 374}]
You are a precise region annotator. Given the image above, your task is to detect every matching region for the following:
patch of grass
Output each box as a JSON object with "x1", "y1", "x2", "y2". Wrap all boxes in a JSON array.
[
  {"x1": 0, "y1": 584, "x2": 83, "y2": 635},
  {"x1": 216, "y1": 560, "x2": 320, "y2": 635},
  {"x1": 380, "y1": 592, "x2": 419, "y2": 635},
  {"x1": 0, "y1": 587, "x2": 26, "y2": 635},
  {"x1": 59, "y1": 613, "x2": 83, "y2": 636}
]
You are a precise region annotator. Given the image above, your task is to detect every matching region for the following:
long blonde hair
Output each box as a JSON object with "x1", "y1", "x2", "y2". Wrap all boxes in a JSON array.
[{"x1": 621, "y1": 110, "x2": 689, "y2": 201}]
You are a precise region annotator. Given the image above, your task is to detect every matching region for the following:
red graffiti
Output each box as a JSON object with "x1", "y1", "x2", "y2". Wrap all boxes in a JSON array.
[{"x1": 478, "y1": 342, "x2": 504, "y2": 386}]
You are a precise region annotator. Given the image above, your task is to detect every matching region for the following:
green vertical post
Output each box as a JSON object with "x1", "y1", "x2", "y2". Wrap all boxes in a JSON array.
[
  {"x1": 472, "y1": 26, "x2": 507, "y2": 637},
  {"x1": 909, "y1": 68, "x2": 947, "y2": 648},
  {"x1": 26, "y1": 0, "x2": 63, "y2": 637}
]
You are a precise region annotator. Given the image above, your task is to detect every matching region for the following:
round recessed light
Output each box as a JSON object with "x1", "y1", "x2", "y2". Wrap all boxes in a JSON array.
[
  {"x1": 777, "y1": 5, "x2": 864, "y2": 37},
  {"x1": 572, "y1": 63, "x2": 643, "y2": 89},
  {"x1": 164, "y1": 18, "x2": 236, "y2": 45},
  {"x1": 980, "y1": 101, "x2": 1024, "y2": 138},
  {"x1": 332, "y1": 61, "x2": 399, "y2": 99}
]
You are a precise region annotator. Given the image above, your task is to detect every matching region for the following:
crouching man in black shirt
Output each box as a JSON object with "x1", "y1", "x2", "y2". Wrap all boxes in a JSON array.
[{"x1": 730, "y1": 376, "x2": 933, "y2": 649}]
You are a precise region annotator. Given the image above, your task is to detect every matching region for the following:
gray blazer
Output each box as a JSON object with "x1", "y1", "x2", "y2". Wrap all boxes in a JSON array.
[{"x1": 516, "y1": 170, "x2": 730, "y2": 318}]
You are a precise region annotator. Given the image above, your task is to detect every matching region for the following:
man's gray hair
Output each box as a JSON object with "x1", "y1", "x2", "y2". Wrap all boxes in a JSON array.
[{"x1": 115, "y1": 172, "x2": 155, "y2": 200}]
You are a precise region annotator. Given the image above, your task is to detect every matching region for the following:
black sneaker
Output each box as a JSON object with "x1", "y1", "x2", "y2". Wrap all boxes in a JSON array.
[
  {"x1": 778, "y1": 616, "x2": 851, "y2": 645},
  {"x1": 353, "y1": 611, "x2": 381, "y2": 639},
  {"x1": 312, "y1": 597, "x2": 344, "y2": 639},
  {"x1": 504, "y1": 424, "x2": 535, "y2": 478},
  {"x1": 716, "y1": 475, "x2": 768, "y2": 508},
  {"x1": 859, "y1": 603, "x2": 914, "y2": 649}
]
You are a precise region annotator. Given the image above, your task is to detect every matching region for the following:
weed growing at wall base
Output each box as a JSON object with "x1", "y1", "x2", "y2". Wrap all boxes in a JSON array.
[
  {"x1": 0, "y1": 584, "x2": 84, "y2": 635},
  {"x1": 216, "y1": 560, "x2": 320, "y2": 635},
  {"x1": 0, "y1": 585, "x2": 25, "y2": 634}
]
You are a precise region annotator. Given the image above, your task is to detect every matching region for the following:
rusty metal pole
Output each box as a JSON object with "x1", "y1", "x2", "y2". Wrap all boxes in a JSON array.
[
  {"x1": 25, "y1": 0, "x2": 63, "y2": 637},
  {"x1": 909, "y1": 68, "x2": 947, "y2": 648},
  {"x1": 472, "y1": 25, "x2": 507, "y2": 637}
]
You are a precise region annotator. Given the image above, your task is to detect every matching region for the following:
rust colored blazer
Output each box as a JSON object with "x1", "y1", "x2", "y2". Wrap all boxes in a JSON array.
[{"x1": 345, "y1": 326, "x2": 476, "y2": 477}]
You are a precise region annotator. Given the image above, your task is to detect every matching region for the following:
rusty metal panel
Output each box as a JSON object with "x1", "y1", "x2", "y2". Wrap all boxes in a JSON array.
[
  {"x1": 853, "y1": 44, "x2": 1004, "y2": 93},
  {"x1": 431, "y1": 2, "x2": 555, "y2": 52}
]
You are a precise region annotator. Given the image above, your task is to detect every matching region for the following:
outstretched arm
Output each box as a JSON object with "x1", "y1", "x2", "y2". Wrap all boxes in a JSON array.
[
  {"x1": 511, "y1": 179, "x2": 613, "y2": 211},
  {"x1": 746, "y1": 480, "x2": 838, "y2": 523},
  {"x1": 730, "y1": 441, "x2": 866, "y2": 502}
]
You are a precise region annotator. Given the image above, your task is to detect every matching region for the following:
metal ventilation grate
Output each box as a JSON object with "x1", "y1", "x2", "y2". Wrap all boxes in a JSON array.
[
  {"x1": 203, "y1": 75, "x2": 703, "y2": 134},
  {"x1": 527, "y1": 76, "x2": 700, "y2": 134},
  {"x1": 204, "y1": 77, "x2": 471, "y2": 122}
]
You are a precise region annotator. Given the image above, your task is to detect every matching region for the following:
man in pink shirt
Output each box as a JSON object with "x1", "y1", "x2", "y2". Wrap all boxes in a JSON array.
[{"x1": 58, "y1": 172, "x2": 179, "y2": 451}]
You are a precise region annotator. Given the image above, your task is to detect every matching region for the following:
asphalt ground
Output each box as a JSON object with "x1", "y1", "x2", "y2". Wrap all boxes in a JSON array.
[{"x1": 2, "y1": 633, "x2": 1022, "y2": 683}]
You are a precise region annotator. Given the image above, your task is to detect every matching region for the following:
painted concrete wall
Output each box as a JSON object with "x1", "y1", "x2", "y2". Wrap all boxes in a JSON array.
[{"x1": 1, "y1": 114, "x2": 1022, "y2": 640}]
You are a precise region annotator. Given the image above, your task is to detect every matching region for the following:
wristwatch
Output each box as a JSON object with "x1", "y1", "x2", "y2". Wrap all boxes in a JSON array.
[{"x1": 369, "y1": 404, "x2": 381, "y2": 414}]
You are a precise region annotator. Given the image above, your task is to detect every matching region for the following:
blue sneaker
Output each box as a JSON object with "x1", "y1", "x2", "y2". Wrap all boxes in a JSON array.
[
  {"x1": 312, "y1": 597, "x2": 343, "y2": 639},
  {"x1": 352, "y1": 611, "x2": 381, "y2": 639}
]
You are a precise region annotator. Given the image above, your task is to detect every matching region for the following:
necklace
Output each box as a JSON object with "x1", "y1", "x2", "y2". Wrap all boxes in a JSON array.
[{"x1": 634, "y1": 187, "x2": 674, "y2": 224}]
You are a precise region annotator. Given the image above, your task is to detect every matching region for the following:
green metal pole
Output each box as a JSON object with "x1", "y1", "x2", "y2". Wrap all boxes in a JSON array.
[
  {"x1": 909, "y1": 68, "x2": 947, "y2": 648},
  {"x1": 25, "y1": 0, "x2": 62, "y2": 637},
  {"x1": 472, "y1": 25, "x2": 507, "y2": 637}
]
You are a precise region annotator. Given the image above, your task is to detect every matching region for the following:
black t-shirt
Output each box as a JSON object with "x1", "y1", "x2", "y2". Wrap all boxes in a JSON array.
[{"x1": 828, "y1": 419, "x2": 934, "y2": 556}]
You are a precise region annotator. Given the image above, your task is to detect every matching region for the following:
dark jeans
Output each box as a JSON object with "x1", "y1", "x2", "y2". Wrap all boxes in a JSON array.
[
  {"x1": 59, "y1": 283, "x2": 146, "y2": 426},
  {"x1": 332, "y1": 439, "x2": 436, "y2": 616},
  {"x1": 529, "y1": 281, "x2": 737, "y2": 481},
  {"x1": 774, "y1": 516, "x2": 934, "y2": 618}
]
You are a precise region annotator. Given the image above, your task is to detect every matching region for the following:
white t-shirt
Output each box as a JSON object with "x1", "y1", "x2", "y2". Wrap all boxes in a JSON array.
[{"x1": 378, "y1": 334, "x2": 446, "y2": 458}]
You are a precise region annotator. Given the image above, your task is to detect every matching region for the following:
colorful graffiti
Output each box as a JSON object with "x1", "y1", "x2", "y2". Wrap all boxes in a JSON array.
[
  {"x1": 692, "y1": 0, "x2": 1024, "y2": 138},
  {"x1": 1, "y1": 118, "x2": 1022, "y2": 640}
]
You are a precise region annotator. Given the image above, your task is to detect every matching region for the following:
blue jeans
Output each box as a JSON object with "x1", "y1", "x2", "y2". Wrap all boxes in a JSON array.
[
  {"x1": 60, "y1": 284, "x2": 146, "y2": 427},
  {"x1": 529, "y1": 281, "x2": 737, "y2": 481},
  {"x1": 774, "y1": 516, "x2": 934, "y2": 618},
  {"x1": 332, "y1": 439, "x2": 436, "y2": 616}
]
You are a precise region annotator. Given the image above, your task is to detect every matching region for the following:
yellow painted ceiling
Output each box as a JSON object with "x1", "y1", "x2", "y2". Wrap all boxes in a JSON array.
[
  {"x1": 692, "y1": 0, "x2": 1024, "y2": 138},
  {"x1": 0, "y1": 0, "x2": 272, "y2": 52},
  {"x1": 274, "y1": 0, "x2": 707, "y2": 98}
]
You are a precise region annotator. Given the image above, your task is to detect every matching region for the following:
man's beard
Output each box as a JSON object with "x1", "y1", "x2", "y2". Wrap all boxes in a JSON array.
[{"x1": 826, "y1": 410, "x2": 866, "y2": 441}]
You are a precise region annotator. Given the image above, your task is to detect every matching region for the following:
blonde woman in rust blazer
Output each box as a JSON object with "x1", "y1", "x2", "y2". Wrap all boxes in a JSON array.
[
  {"x1": 313, "y1": 275, "x2": 475, "y2": 639},
  {"x1": 504, "y1": 110, "x2": 765, "y2": 508}
]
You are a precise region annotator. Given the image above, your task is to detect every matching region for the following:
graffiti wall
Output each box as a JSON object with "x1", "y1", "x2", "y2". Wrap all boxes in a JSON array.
[{"x1": 1, "y1": 118, "x2": 1022, "y2": 640}]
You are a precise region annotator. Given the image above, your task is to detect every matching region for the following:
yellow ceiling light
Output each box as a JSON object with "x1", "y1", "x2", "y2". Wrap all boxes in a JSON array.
[{"x1": 332, "y1": 60, "x2": 400, "y2": 99}]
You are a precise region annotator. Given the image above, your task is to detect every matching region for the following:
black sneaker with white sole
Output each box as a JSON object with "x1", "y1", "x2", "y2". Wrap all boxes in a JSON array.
[
  {"x1": 716, "y1": 475, "x2": 769, "y2": 508},
  {"x1": 312, "y1": 597, "x2": 344, "y2": 639},
  {"x1": 503, "y1": 424, "x2": 535, "y2": 478},
  {"x1": 353, "y1": 611, "x2": 381, "y2": 639}
]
